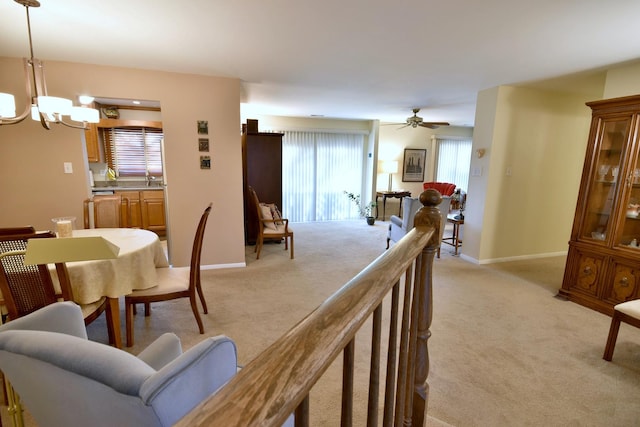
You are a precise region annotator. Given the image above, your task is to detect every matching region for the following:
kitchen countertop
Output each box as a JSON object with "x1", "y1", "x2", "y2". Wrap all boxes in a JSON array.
[{"x1": 92, "y1": 185, "x2": 164, "y2": 192}]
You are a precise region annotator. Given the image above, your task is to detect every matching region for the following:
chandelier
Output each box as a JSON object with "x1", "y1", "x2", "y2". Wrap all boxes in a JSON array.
[{"x1": 0, "y1": 0, "x2": 99, "y2": 130}]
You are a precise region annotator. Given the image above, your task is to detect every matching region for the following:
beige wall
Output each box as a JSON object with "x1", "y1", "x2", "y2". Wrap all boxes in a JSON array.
[
  {"x1": 0, "y1": 57, "x2": 244, "y2": 268},
  {"x1": 603, "y1": 61, "x2": 640, "y2": 98},
  {"x1": 469, "y1": 86, "x2": 594, "y2": 263}
]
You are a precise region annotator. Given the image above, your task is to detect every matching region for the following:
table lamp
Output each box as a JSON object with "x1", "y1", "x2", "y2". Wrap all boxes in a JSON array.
[
  {"x1": 382, "y1": 161, "x2": 399, "y2": 192},
  {"x1": 24, "y1": 236, "x2": 120, "y2": 265}
]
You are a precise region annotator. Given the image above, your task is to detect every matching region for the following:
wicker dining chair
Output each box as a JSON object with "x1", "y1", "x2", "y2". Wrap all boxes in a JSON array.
[{"x1": 0, "y1": 229, "x2": 114, "y2": 340}]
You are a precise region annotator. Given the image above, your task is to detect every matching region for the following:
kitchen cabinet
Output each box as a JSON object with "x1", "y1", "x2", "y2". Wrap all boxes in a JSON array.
[
  {"x1": 141, "y1": 190, "x2": 166, "y2": 236},
  {"x1": 85, "y1": 123, "x2": 99, "y2": 163},
  {"x1": 116, "y1": 191, "x2": 142, "y2": 228},
  {"x1": 242, "y1": 129, "x2": 284, "y2": 244},
  {"x1": 560, "y1": 94, "x2": 640, "y2": 315},
  {"x1": 114, "y1": 189, "x2": 165, "y2": 236}
]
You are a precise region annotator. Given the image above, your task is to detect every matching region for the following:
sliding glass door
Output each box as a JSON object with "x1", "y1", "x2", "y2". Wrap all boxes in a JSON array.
[{"x1": 282, "y1": 131, "x2": 365, "y2": 222}]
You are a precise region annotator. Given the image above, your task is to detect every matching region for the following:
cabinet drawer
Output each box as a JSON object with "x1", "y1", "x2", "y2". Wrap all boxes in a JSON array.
[
  {"x1": 603, "y1": 260, "x2": 640, "y2": 305},
  {"x1": 571, "y1": 251, "x2": 606, "y2": 297}
]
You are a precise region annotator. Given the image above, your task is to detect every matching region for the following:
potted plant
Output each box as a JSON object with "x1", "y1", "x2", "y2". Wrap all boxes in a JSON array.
[{"x1": 344, "y1": 191, "x2": 377, "y2": 225}]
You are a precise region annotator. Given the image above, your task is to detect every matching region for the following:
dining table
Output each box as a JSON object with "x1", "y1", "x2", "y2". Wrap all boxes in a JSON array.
[{"x1": 51, "y1": 228, "x2": 169, "y2": 348}]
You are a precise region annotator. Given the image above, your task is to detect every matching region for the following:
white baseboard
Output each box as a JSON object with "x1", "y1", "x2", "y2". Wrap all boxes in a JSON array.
[{"x1": 201, "y1": 262, "x2": 246, "y2": 270}]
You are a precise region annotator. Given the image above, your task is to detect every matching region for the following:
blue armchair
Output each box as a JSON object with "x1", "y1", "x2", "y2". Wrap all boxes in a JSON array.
[
  {"x1": 386, "y1": 195, "x2": 451, "y2": 257},
  {"x1": 0, "y1": 302, "x2": 238, "y2": 427},
  {"x1": 386, "y1": 196, "x2": 422, "y2": 249}
]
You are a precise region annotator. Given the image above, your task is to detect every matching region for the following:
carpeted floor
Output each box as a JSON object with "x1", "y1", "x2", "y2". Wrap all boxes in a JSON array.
[{"x1": 4, "y1": 220, "x2": 640, "y2": 426}]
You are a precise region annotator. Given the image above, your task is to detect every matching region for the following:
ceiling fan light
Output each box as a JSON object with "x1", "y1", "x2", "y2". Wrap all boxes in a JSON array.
[{"x1": 0, "y1": 93, "x2": 16, "y2": 118}]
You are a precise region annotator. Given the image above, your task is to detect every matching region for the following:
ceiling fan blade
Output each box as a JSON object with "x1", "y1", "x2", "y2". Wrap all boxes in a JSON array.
[
  {"x1": 419, "y1": 122, "x2": 450, "y2": 129},
  {"x1": 396, "y1": 124, "x2": 410, "y2": 130}
]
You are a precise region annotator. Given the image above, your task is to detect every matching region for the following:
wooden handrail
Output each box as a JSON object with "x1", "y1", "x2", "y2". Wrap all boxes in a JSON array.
[{"x1": 177, "y1": 190, "x2": 444, "y2": 427}]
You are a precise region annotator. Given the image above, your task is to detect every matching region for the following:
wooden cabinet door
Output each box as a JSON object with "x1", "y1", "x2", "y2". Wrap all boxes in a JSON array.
[
  {"x1": 116, "y1": 191, "x2": 142, "y2": 228},
  {"x1": 85, "y1": 123, "x2": 100, "y2": 163},
  {"x1": 141, "y1": 191, "x2": 166, "y2": 235}
]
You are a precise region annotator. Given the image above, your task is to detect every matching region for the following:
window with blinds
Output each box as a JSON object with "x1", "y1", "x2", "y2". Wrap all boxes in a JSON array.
[{"x1": 101, "y1": 126, "x2": 163, "y2": 177}]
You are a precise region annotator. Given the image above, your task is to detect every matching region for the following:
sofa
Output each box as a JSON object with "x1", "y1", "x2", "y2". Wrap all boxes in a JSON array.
[{"x1": 423, "y1": 182, "x2": 456, "y2": 197}]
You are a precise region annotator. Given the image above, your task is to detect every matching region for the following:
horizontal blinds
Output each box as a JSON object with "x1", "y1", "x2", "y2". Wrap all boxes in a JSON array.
[{"x1": 102, "y1": 127, "x2": 163, "y2": 177}]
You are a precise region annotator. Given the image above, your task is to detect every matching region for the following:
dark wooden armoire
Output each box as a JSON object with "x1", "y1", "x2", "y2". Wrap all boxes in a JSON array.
[{"x1": 242, "y1": 125, "x2": 284, "y2": 244}]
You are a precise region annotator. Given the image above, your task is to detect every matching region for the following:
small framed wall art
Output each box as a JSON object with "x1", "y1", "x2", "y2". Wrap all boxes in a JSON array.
[
  {"x1": 198, "y1": 138, "x2": 209, "y2": 152},
  {"x1": 200, "y1": 155, "x2": 211, "y2": 169},
  {"x1": 402, "y1": 148, "x2": 426, "y2": 182},
  {"x1": 197, "y1": 120, "x2": 208, "y2": 135}
]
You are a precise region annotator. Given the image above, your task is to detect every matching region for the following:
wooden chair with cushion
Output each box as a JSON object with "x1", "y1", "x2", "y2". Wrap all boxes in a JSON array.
[
  {"x1": 124, "y1": 203, "x2": 212, "y2": 347},
  {"x1": 83, "y1": 194, "x2": 129, "y2": 229},
  {"x1": 248, "y1": 186, "x2": 294, "y2": 259},
  {"x1": 603, "y1": 299, "x2": 640, "y2": 361}
]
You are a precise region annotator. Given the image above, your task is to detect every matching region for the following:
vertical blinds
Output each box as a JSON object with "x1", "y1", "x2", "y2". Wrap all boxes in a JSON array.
[
  {"x1": 435, "y1": 137, "x2": 472, "y2": 192},
  {"x1": 102, "y1": 127, "x2": 163, "y2": 177}
]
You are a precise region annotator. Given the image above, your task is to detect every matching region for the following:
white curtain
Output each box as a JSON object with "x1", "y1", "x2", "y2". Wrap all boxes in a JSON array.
[
  {"x1": 435, "y1": 138, "x2": 472, "y2": 192},
  {"x1": 282, "y1": 131, "x2": 365, "y2": 222}
]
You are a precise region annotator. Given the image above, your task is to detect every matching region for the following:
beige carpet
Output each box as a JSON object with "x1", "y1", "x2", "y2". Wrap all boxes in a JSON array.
[{"x1": 5, "y1": 220, "x2": 640, "y2": 426}]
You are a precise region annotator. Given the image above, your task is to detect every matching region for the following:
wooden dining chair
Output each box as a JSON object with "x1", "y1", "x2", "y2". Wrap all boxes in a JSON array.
[
  {"x1": 248, "y1": 186, "x2": 294, "y2": 259},
  {"x1": 83, "y1": 194, "x2": 130, "y2": 229},
  {"x1": 124, "y1": 203, "x2": 212, "y2": 347}
]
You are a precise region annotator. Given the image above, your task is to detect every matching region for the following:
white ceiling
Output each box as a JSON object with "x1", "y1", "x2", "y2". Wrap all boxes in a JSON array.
[{"x1": 2, "y1": 0, "x2": 640, "y2": 127}]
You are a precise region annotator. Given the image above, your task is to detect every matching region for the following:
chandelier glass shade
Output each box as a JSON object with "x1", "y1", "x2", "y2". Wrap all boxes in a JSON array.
[{"x1": 0, "y1": 0, "x2": 99, "y2": 130}]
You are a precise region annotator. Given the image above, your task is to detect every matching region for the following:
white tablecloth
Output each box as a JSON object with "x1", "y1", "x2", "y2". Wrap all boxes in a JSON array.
[{"x1": 56, "y1": 228, "x2": 169, "y2": 304}]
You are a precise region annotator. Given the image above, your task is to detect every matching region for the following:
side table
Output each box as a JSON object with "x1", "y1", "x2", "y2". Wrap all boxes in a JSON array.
[
  {"x1": 375, "y1": 191, "x2": 411, "y2": 220},
  {"x1": 442, "y1": 213, "x2": 464, "y2": 255}
]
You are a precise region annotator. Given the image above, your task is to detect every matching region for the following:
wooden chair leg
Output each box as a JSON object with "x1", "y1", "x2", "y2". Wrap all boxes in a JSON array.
[
  {"x1": 603, "y1": 312, "x2": 622, "y2": 361},
  {"x1": 144, "y1": 303, "x2": 151, "y2": 317},
  {"x1": 125, "y1": 300, "x2": 134, "y2": 348},
  {"x1": 196, "y1": 280, "x2": 208, "y2": 314},
  {"x1": 189, "y1": 295, "x2": 205, "y2": 334},
  {"x1": 256, "y1": 236, "x2": 263, "y2": 259},
  {"x1": 105, "y1": 301, "x2": 116, "y2": 346},
  {"x1": 290, "y1": 236, "x2": 294, "y2": 259}
]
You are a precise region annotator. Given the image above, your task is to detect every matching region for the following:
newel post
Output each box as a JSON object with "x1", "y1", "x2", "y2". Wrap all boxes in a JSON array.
[{"x1": 408, "y1": 189, "x2": 442, "y2": 426}]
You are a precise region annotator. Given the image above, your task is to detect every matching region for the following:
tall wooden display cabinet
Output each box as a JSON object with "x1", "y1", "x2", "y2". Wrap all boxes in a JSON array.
[
  {"x1": 242, "y1": 129, "x2": 284, "y2": 245},
  {"x1": 560, "y1": 94, "x2": 640, "y2": 315}
]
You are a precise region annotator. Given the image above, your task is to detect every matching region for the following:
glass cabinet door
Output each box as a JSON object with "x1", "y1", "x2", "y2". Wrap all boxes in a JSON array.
[
  {"x1": 581, "y1": 116, "x2": 632, "y2": 242},
  {"x1": 616, "y1": 116, "x2": 640, "y2": 249}
]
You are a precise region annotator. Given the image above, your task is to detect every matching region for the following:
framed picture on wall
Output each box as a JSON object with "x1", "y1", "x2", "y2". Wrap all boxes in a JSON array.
[{"x1": 402, "y1": 148, "x2": 426, "y2": 182}]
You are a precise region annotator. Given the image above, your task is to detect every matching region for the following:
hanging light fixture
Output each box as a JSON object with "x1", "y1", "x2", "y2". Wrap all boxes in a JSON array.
[{"x1": 0, "y1": 0, "x2": 99, "y2": 130}]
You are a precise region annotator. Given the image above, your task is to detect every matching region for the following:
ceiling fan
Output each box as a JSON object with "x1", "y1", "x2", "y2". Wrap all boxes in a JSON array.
[{"x1": 390, "y1": 108, "x2": 450, "y2": 129}]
